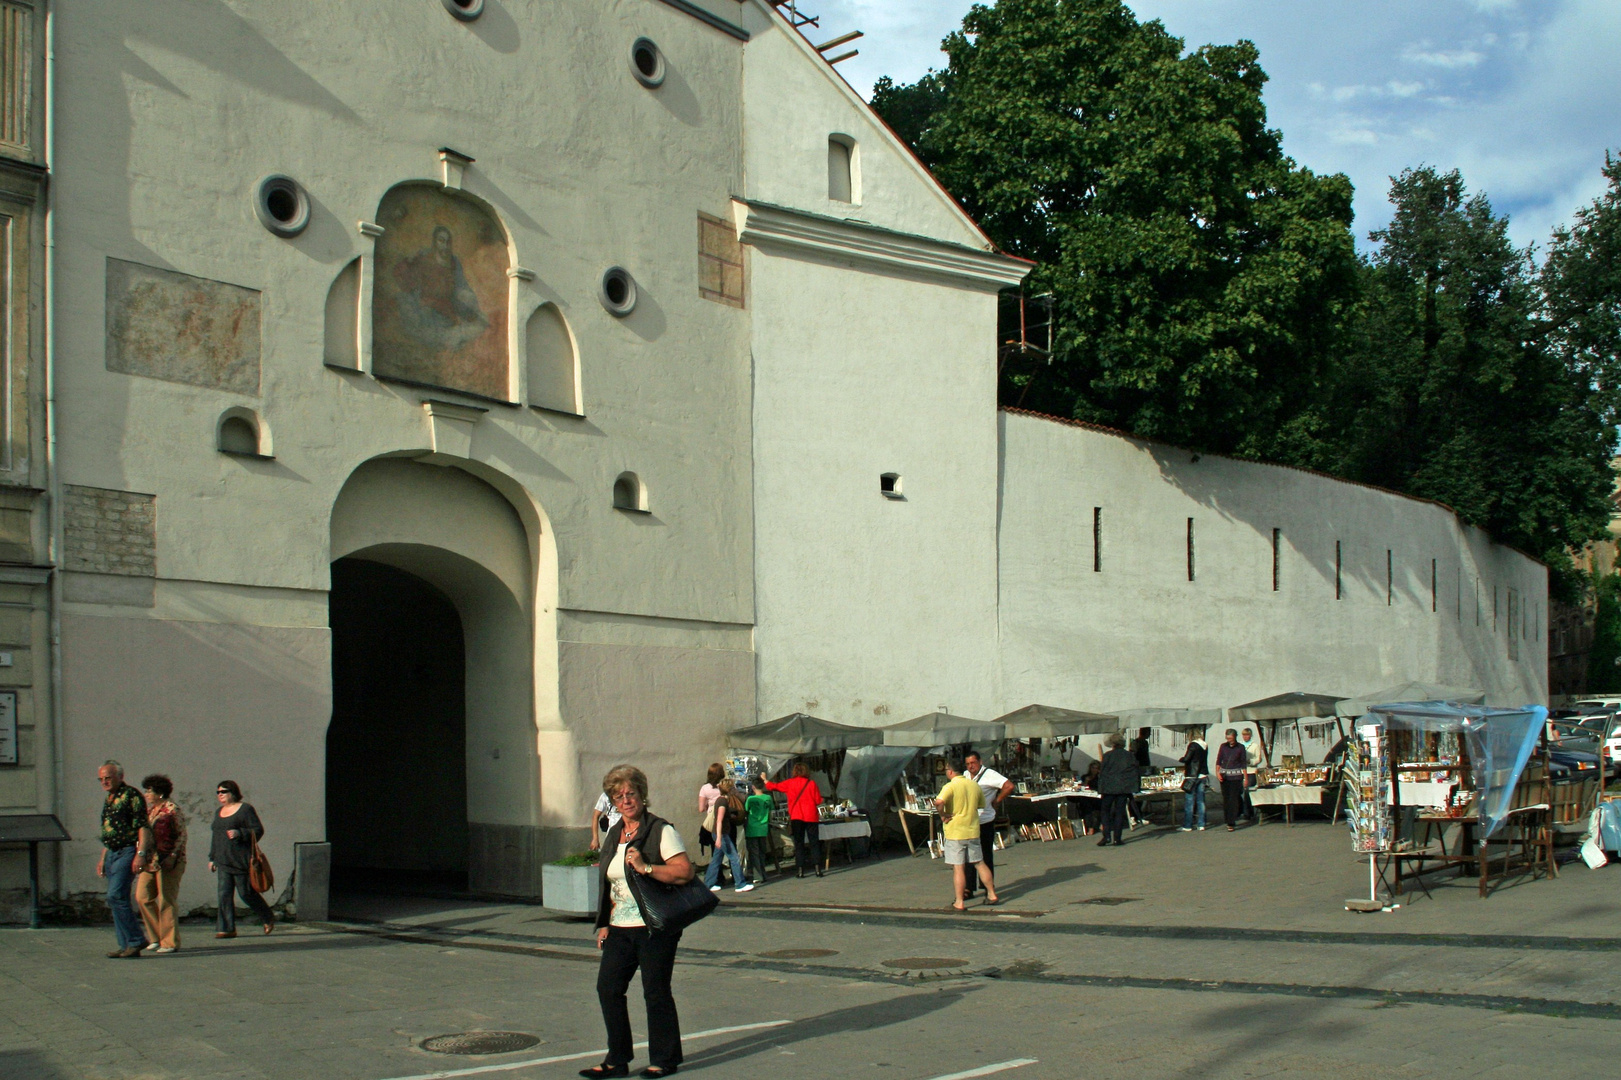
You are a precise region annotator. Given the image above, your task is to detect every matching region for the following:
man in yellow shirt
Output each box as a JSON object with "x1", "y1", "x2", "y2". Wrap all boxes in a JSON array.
[{"x1": 935, "y1": 757, "x2": 999, "y2": 910}]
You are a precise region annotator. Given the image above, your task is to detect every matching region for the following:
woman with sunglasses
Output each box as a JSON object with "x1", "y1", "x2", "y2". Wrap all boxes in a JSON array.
[
  {"x1": 208, "y1": 780, "x2": 274, "y2": 938},
  {"x1": 583, "y1": 764, "x2": 695, "y2": 1079}
]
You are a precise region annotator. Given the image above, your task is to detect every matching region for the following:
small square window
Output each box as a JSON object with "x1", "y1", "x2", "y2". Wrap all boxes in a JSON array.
[{"x1": 880, "y1": 473, "x2": 903, "y2": 499}]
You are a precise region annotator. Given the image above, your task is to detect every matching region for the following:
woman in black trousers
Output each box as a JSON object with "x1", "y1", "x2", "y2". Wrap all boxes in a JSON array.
[
  {"x1": 584, "y1": 764, "x2": 695, "y2": 1080},
  {"x1": 208, "y1": 780, "x2": 273, "y2": 937}
]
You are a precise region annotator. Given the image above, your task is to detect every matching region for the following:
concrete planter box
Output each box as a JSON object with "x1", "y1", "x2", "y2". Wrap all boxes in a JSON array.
[{"x1": 542, "y1": 863, "x2": 600, "y2": 915}]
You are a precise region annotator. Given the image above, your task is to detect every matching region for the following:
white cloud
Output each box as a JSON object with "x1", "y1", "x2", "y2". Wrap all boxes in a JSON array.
[
  {"x1": 1402, "y1": 45, "x2": 1487, "y2": 68},
  {"x1": 1330, "y1": 127, "x2": 1381, "y2": 147}
]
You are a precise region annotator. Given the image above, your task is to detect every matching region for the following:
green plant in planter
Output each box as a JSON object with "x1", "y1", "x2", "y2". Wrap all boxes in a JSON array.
[{"x1": 552, "y1": 851, "x2": 601, "y2": 868}]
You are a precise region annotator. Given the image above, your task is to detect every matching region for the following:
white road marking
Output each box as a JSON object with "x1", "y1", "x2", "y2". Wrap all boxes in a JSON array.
[
  {"x1": 920, "y1": 1059, "x2": 1040, "y2": 1080},
  {"x1": 374, "y1": 1020, "x2": 792, "y2": 1080}
]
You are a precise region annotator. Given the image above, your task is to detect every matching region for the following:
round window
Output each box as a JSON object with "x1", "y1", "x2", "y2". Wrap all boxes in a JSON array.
[
  {"x1": 629, "y1": 37, "x2": 665, "y2": 89},
  {"x1": 599, "y1": 267, "x2": 638, "y2": 317},
  {"x1": 253, "y1": 175, "x2": 309, "y2": 238},
  {"x1": 442, "y1": 0, "x2": 484, "y2": 21}
]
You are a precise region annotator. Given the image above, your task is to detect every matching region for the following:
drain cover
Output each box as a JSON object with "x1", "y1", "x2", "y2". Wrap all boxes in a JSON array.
[
  {"x1": 881, "y1": 957, "x2": 968, "y2": 970},
  {"x1": 422, "y1": 1032, "x2": 541, "y2": 1055},
  {"x1": 1077, "y1": 896, "x2": 1139, "y2": 906},
  {"x1": 760, "y1": 948, "x2": 839, "y2": 959}
]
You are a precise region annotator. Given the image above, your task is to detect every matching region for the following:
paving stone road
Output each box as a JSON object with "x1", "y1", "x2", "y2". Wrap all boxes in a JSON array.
[{"x1": 4, "y1": 824, "x2": 1617, "y2": 1079}]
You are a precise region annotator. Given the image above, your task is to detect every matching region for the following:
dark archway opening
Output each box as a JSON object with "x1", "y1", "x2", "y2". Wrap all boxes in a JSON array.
[{"x1": 327, "y1": 557, "x2": 468, "y2": 894}]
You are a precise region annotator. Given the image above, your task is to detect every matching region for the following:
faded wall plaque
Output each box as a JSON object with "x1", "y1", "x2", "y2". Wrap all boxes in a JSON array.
[
  {"x1": 372, "y1": 184, "x2": 509, "y2": 400},
  {"x1": 105, "y1": 259, "x2": 261, "y2": 394}
]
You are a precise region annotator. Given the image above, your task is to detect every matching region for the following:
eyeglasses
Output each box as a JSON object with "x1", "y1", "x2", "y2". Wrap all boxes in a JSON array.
[
  {"x1": 611, "y1": 790, "x2": 641, "y2": 805},
  {"x1": 216, "y1": 790, "x2": 230, "y2": 796}
]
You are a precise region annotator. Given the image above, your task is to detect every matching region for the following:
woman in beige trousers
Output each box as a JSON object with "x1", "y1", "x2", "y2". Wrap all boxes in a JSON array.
[{"x1": 135, "y1": 774, "x2": 187, "y2": 953}]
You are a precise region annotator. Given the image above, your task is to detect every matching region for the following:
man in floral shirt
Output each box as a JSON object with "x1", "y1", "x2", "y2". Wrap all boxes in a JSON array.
[{"x1": 97, "y1": 760, "x2": 153, "y2": 958}]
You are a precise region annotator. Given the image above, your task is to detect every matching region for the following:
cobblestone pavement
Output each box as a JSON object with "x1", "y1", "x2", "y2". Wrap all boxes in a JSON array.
[{"x1": 4, "y1": 823, "x2": 1617, "y2": 1080}]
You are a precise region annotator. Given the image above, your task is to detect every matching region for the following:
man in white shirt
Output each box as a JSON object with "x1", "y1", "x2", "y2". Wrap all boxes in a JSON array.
[
  {"x1": 589, "y1": 791, "x2": 622, "y2": 852},
  {"x1": 1241, "y1": 728, "x2": 1263, "y2": 823},
  {"x1": 963, "y1": 751, "x2": 1013, "y2": 898}
]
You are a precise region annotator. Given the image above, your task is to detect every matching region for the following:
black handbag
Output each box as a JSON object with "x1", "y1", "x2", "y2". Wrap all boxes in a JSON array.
[{"x1": 625, "y1": 821, "x2": 718, "y2": 934}]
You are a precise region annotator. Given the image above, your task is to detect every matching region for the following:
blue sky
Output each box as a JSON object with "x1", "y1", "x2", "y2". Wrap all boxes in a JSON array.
[{"x1": 802, "y1": 0, "x2": 1621, "y2": 254}]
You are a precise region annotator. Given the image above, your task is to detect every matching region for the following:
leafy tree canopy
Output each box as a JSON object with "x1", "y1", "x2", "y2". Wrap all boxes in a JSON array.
[
  {"x1": 872, "y1": 0, "x2": 1359, "y2": 460},
  {"x1": 1541, "y1": 153, "x2": 1621, "y2": 432},
  {"x1": 1316, "y1": 167, "x2": 1615, "y2": 597}
]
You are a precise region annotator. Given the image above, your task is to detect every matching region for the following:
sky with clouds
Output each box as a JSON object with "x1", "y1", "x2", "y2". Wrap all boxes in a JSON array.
[{"x1": 799, "y1": 0, "x2": 1621, "y2": 254}]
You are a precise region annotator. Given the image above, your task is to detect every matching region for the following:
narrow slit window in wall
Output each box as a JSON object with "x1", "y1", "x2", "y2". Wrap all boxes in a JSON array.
[
  {"x1": 1431, "y1": 559, "x2": 1437, "y2": 612},
  {"x1": 1271, "y1": 528, "x2": 1280, "y2": 591},
  {"x1": 1092, "y1": 507, "x2": 1102, "y2": 572},
  {"x1": 1475, "y1": 578, "x2": 1480, "y2": 625},
  {"x1": 1186, "y1": 518, "x2": 1195, "y2": 582},
  {"x1": 1386, "y1": 549, "x2": 1393, "y2": 605},
  {"x1": 828, "y1": 135, "x2": 856, "y2": 203},
  {"x1": 1493, "y1": 585, "x2": 1498, "y2": 631},
  {"x1": 1335, "y1": 541, "x2": 1342, "y2": 600},
  {"x1": 1457, "y1": 568, "x2": 1462, "y2": 620}
]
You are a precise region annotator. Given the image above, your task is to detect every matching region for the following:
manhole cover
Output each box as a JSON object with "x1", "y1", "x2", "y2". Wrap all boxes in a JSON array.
[
  {"x1": 760, "y1": 948, "x2": 839, "y2": 959},
  {"x1": 422, "y1": 1032, "x2": 541, "y2": 1055},
  {"x1": 881, "y1": 957, "x2": 968, "y2": 970},
  {"x1": 1076, "y1": 896, "x2": 1139, "y2": 906}
]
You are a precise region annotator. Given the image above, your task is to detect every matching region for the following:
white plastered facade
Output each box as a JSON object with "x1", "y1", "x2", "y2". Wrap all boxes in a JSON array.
[{"x1": 0, "y1": 0, "x2": 1547, "y2": 918}]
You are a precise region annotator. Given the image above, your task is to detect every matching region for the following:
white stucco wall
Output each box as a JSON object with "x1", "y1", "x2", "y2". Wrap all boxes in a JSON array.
[
  {"x1": 48, "y1": 0, "x2": 759, "y2": 900},
  {"x1": 750, "y1": 249, "x2": 1004, "y2": 727},
  {"x1": 997, "y1": 410, "x2": 1549, "y2": 714}
]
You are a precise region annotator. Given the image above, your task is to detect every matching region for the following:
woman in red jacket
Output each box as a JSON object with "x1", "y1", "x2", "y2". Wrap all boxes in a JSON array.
[{"x1": 762, "y1": 762, "x2": 823, "y2": 878}]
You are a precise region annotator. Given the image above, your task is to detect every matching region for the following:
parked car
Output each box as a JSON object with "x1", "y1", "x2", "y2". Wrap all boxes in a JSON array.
[
  {"x1": 1551, "y1": 717, "x2": 1610, "y2": 755},
  {"x1": 1548, "y1": 747, "x2": 1603, "y2": 781}
]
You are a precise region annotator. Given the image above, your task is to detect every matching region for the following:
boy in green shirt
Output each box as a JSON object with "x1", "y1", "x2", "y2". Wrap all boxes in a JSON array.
[{"x1": 743, "y1": 778, "x2": 774, "y2": 884}]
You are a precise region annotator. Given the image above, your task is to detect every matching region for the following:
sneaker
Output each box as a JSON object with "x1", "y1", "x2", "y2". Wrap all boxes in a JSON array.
[
  {"x1": 142, "y1": 942, "x2": 161, "y2": 952},
  {"x1": 1178, "y1": 827, "x2": 1192, "y2": 832},
  {"x1": 154, "y1": 946, "x2": 176, "y2": 954},
  {"x1": 1197, "y1": 826, "x2": 1206, "y2": 831},
  {"x1": 734, "y1": 883, "x2": 755, "y2": 893},
  {"x1": 708, "y1": 885, "x2": 722, "y2": 893}
]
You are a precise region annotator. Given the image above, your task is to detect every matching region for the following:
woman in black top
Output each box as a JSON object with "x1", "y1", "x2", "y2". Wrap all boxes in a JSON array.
[
  {"x1": 1179, "y1": 736, "x2": 1209, "y2": 831},
  {"x1": 209, "y1": 780, "x2": 273, "y2": 937}
]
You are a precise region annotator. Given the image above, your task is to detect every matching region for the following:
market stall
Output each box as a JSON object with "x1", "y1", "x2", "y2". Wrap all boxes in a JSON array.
[
  {"x1": 883, "y1": 712, "x2": 1005, "y2": 854},
  {"x1": 994, "y1": 705, "x2": 1118, "y2": 779},
  {"x1": 992, "y1": 705, "x2": 1118, "y2": 831},
  {"x1": 725, "y1": 713, "x2": 885, "y2": 868},
  {"x1": 1114, "y1": 707, "x2": 1225, "y2": 824},
  {"x1": 1341, "y1": 700, "x2": 1550, "y2": 904},
  {"x1": 1228, "y1": 692, "x2": 1346, "y2": 823}
]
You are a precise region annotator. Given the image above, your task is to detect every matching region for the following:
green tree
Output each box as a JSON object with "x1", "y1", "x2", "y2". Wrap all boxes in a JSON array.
[
  {"x1": 1320, "y1": 167, "x2": 1615, "y2": 598},
  {"x1": 1541, "y1": 153, "x2": 1621, "y2": 431},
  {"x1": 870, "y1": 0, "x2": 1359, "y2": 460},
  {"x1": 1586, "y1": 573, "x2": 1621, "y2": 692}
]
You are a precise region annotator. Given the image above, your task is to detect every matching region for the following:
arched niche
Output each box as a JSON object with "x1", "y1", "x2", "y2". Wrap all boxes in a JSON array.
[
  {"x1": 370, "y1": 183, "x2": 511, "y2": 400},
  {"x1": 323, "y1": 258, "x2": 360, "y2": 370},
  {"x1": 526, "y1": 302, "x2": 581, "y2": 414}
]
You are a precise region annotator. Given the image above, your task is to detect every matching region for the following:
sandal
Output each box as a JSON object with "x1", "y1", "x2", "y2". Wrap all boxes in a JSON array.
[{"x1": 579, "y1": 1065, "x2": 628, "y2": 1079}]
